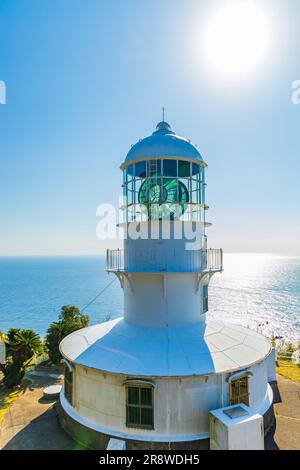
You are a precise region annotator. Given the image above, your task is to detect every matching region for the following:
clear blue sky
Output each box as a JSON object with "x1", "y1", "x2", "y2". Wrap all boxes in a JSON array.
[{"x1": 0, "y1": 0, "x2": 299, "y2": 255}]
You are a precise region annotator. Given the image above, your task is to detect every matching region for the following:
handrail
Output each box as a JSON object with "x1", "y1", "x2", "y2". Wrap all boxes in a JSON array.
[{"x1": 106, "y1": 248, "x2": 223, "y2": 273}]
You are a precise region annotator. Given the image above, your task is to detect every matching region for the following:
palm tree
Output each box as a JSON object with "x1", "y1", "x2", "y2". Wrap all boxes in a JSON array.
[
  {"x1": 0, "y1": 328, "x2": 43, "y2": 388},
  {"x1": 8, "y1": 329, "x2": 43, "y2": 365}
]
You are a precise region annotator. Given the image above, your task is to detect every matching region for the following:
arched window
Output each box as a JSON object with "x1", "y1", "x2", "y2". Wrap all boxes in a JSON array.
[
  {"x1": 124, "y1": 380, "x2": 154, "y2": 430},
  {"x1": 228, "y1": 372, "x2": 252, "y2": 406}
]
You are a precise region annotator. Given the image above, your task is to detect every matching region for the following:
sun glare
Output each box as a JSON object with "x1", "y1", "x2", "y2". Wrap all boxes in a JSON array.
[{"x1": 202, "y1": 1, "x2": 272, "y2": 80}]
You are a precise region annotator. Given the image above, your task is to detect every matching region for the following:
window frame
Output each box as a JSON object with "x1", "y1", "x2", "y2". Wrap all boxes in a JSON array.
[
  {"x1": 125, "y1": 383, "x2": 154, "y2": 430},
  {"x1": 122, "y1": 159, "x2": 205, "y2": 222},
  {"x1": 229, "y1": 374, "x2": 250, "y2": 406}
]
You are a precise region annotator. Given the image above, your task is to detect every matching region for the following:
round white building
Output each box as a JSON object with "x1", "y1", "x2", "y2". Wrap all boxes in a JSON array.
[{"x1": 59, "y1": 121, "x2": 274, "y2": 450}]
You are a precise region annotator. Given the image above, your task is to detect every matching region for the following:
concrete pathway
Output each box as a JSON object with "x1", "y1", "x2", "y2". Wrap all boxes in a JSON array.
[
  {"x1": 0, "y1": 375, "x2": 74, "y2": 450},
  {"x1": 265, "y1": 375, "x2": 300, "y2": 450},
  {"x1": 0, "y1": 373, "x2": 299, "y2": 450}
]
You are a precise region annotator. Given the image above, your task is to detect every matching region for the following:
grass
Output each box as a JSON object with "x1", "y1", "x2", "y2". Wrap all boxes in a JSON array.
[
  {"x1": 276, "y1": 359, "x2": 300, "y2": 384},
  {"x1": 0, "y1": 388, "x2": 24, "y2": 423},
  {"x1": 0, "y1": 378, "x2": 31, "y2": 423}
]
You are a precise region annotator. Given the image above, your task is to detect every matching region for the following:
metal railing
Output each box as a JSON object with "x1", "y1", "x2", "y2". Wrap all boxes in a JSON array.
[
  {"x1": 206, "y1": 248, "x2": 224, "y2": 271},
  {"x1": 106, "y1": 248, "x2": 223, "y2": 273}
]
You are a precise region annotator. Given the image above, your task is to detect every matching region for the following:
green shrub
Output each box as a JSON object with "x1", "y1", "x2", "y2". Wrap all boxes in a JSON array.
[{"x1": 45, "y1": 305, "x2": 89, "y2": 365}]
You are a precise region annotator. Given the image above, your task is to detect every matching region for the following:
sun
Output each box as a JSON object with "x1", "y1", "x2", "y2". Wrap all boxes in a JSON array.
[{"x1": 202, "y1": 1, "x2": 272, "y2": 80}]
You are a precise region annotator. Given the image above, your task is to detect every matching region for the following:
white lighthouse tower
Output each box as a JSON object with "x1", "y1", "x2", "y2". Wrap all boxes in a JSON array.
[{"x1": 59, "y1": 121, "x2": 274, "y2": 450}]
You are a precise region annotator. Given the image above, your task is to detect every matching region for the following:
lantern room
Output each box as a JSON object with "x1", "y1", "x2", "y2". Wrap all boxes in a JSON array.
[{"x1": 121, "y1": 121, "x2": 207, "y2": 222}]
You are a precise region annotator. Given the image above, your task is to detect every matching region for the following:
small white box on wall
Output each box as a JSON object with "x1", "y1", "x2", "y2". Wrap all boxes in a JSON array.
[{"x1": 210, "y1": 404, "x2": 264, "y2": 450}]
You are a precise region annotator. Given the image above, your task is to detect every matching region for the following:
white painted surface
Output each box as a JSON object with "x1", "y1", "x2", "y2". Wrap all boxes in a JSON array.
[
  {"x1": 120, "y1": 221, "x2": 211, "y2": 327},
  {"x1": 60, "y1": 319, "x2": 271, "y2": 377},
  {"x1": 60, "y1": 387, "x2": 209, "y2": 442},
  {"x1": 107, "y1": 438, "x2": 126, "y2": 450},
  {"x1": 0, "y1": 341, "x2": 5, "y2": 364},
  {"x1": 124, "y1": 273, "x2": 206, "y2": 327},
  {"x1": 124, "y1": 122, "x2": 203, "y2": 164},
  {"x1": 256, "y1": 383, "x2": 273, "y2": 417},
  {"x1": 267, "y1": 347, "x2": 277, "y2": 381},
  {"x1": 43, "y1": 384, "x2": 62, "y2": 399},
  {"x1": 209, "y1": 405, "x2": 264, "y2": 450},
  {"x1": 123, "y1": 225, "x2": 206, "y2": 273},
  {"x1": 60, "y1": 357, "x2": 272, "y2": 441},
  {"x1": 74, "y1": 368, "x2": 220, "y2": 439},
  {"x1": 247, "y1": 360, "x2": 268, "y2": 410}
]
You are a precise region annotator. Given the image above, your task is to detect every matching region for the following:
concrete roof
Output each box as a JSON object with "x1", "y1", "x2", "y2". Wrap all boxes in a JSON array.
[
  {"x1": 124, "y1": 122, "x2": 203, "y2": 164},
  {"x1": 60, "y1": 318, "x2": 271, "y2": 377}
]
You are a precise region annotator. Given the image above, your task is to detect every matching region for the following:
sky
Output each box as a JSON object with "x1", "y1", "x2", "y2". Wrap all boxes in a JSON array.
[{"x1": 0, "y1": 0, "x2": 299, "y2": 256}]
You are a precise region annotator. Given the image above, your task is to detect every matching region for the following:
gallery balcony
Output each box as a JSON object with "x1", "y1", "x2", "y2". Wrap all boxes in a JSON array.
[{"x1": 106, "y1": 248, "x2": 223, "y2": 274}]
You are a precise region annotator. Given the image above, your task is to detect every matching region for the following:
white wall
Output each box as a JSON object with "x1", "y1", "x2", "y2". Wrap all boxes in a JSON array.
[
  {"x1": 219, "y1": 361, "x2": 269, "y2": 411},
  {"x1": 124, "y1": 223, "x2": 205, "y2": 273},
  {"x1": 123, "y1": 273, "x2": 205, "y2": 327},
  {"x1": 267, "y1": 348, "x2": 276, "y2": 382},
  {"x1": 248, "y1": 360, "x2": 269, "y2": 410},
  {"x1": 71, "y1": 358, "x2": 269, "y2": 441}
]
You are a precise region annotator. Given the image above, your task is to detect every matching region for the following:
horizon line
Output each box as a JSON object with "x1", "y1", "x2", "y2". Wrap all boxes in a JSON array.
[{"x1": 0, "y1": 252, "x2": 300, "y2": 258}]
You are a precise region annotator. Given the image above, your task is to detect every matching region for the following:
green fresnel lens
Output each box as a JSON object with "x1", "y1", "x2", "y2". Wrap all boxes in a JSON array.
[{"x1": 138, "y1": 177, "x2": 189, "y2": 220}]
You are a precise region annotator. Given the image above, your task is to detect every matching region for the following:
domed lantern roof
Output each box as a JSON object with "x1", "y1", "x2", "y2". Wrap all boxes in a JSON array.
[{"x1": 123, "y1": 121, "x2": 204, "y2": 165}]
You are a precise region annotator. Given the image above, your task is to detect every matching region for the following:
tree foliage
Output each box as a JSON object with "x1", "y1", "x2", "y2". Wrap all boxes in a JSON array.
[
  {"x1": 0, "y1": 331, "x2": 7, "y2": 342},
  {"x1": 0, "y1": 328, "x2": 43, "y2": 388},
  {"x1": 45, "y1": 305, "x2": 89, "y2": 365}
]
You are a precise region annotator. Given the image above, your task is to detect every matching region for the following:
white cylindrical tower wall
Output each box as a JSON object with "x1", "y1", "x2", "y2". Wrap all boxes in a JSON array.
[
  {"x1": 123, "y1": 273, "x2": 205, "y2": 327},
  {"x1": 123, "y1": 221, "x2": 206, "y2": 272}
]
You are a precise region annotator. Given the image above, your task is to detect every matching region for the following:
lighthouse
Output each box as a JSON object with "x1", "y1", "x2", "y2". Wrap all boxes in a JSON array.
[{"x1": 59, "y1": 121, "x2": 274, "y2": 450}]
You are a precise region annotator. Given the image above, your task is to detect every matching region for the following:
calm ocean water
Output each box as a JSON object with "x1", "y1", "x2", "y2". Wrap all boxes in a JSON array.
[{"x1": 0, "y1": 254, "x2": 299, "y2": 342}]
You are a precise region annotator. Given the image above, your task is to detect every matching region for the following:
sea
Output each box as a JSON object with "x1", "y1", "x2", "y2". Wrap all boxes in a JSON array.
[{"x1": 0, "y1": 254, "x2": 299, "y2": 343}]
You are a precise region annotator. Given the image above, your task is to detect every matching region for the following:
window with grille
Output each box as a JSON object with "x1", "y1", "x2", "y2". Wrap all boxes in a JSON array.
[
  {"x1": 64, "y1": 363, "x2": 73, "y2": 405},
  {"x1": 126, "y1": 385, "x2": 154, "y2": 429},
  {"x1": 229, "y1": 375, "x2": 249, "y2": 406}
]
